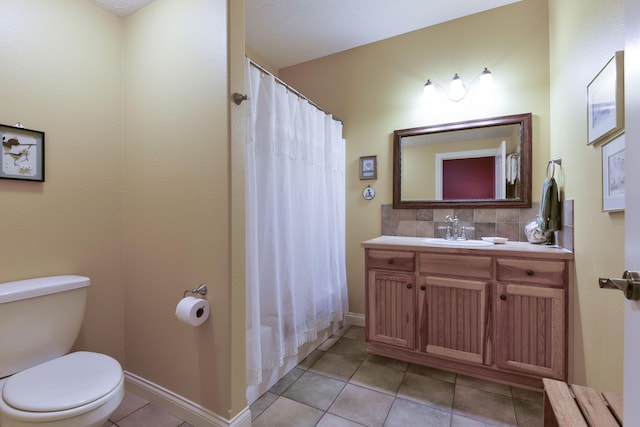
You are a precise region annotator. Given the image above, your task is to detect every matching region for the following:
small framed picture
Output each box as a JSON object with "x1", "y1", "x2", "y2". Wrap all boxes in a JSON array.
[
  {"x1": 1, "y1": 124, "x2": 45, "y2": 182},
  {"x1": 359, "y1": 155, "x2": 377, "y2": 180},
  {"x1": 587, "y1": 51, "x2": 624, "y2": 145},
  {"x1": 602, "y1": 133, "x2": 625, "y2": 212}
]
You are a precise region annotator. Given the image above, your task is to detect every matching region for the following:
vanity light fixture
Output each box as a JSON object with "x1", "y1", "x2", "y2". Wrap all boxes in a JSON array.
[{"x1": 423, "y1": 67, "x2": 493, "y2": 102}]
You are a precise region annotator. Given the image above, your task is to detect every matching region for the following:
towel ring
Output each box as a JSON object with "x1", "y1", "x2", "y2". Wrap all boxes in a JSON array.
[{"x1": 546, "y1": 158, "x2": 562, "y2": 179}]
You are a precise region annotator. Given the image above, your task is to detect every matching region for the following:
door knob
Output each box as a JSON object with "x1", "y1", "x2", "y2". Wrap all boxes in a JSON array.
[{"x1": 598, "y1": 271, "x2": 640, "y2": 300}]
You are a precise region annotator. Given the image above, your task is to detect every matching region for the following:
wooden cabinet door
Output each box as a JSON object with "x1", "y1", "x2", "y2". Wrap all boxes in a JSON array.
[
  {"x1": 367, "y1": 270, "x2": 416, "y2": 349},
  {"x1": 418, "y1": 276, "x2": 490, "y2": 365},
  {"x1": 495, "y1": 283, "x2": 566, "y2": 379}
]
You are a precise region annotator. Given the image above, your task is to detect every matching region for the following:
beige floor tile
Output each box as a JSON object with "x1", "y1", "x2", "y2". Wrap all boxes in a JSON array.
[
  {"x1": 511, "y1": 386, "x2": 543, "y2": 403},
  {"x1": 407, "y1": 363, "x2": 457, "y2": 383},
  {"x1": 253, "y1": 396, "x2": 324, "y2": 427},
  {"x1": 318, "y1": 335, "x2": 341, "y2": 351},
  {"x1": 453, "y1": 384, "x2": 518, "y2": 426},
  {"x1": 283, "y1": 371, "x2": 346, "y2": 411},
  {"x1": 513, "y1": 397, "x2": 543, "y2": 427},
  {"x1": 343, "y1": 326, "x2": 366, "y2": 341},
  {"x1": 329, "y1": 384, "x2": 394, "y2": 427},
  {"x1": 397, "y1": 372, "x2": 455, "y2": 412},
  {"x1": 309, "y1": 351, "x2": 362, "y2": 381},
  {"x1": 384, "y1": 398, "x2": 451, "y2": 427},
  {"x1": 451, "y1": 414, "x2": 497, "y2": 426},
  {"x1": 250, "y1": 391, "x2": 278, "y2": 420},
  {"x1": 327, "y1": 337, "x2": 368, "y2": 361},
  {"x1": 317, "y1": 413, "x2": 367, "y2": 427},
  {"x1": 457, "y1": 374, "x2": 512, "y2": 397},
  {"x1": 117, "y1": 403, "x2": 184, "y2": 427},
  {"x1": 350, "y1": 362, "x2": 405, "y2": 395},
  {"x1": 109, "y1": 391, "x2": 149, "y2": 422},
  {"x1": 269, "y1": 367, "x2": 304, "y2": 394},
  {"x1": 363, "y1": 353, "x2": 409, "y2": 372},
  {"x1": 298, "y1": 349, "x2": 325, "y2": 369},
  {"x1": 333, "y1": 324, "x2": 350, "y2": 337},
  {"x1": 110, "y1": 334, "x2": 537, "y2": 427}
]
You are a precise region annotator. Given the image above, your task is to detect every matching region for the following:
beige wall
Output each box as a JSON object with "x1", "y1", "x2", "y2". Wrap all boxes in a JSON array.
[
  {"x1": 278, "y1": 0, "x2": 626, "y2": 393},
  {"x1": 549, "y1": 0, "x2": 625, "y2": 392},
  {"x1": 280, "y1": 0, "x2": 550, "y2": 316},
  {"x1": 0, "y1": 0, "x2": 247, "y2": 419},
  {"x1": 123, "y1": 0, "x2": 245, "y2": 416},
  {"x1": 0, "y1": 0, "x2": 626, "y2": 420},
  {"x1": 0, "y1": 0, "x2": 125, "y2": 363}
]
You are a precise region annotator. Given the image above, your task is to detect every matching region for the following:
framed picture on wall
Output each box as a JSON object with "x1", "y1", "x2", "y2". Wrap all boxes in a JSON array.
[
  {"x1": 587, "y1": 51, "x2": 624, "y2": 145},
  {"x1": 602, "y1": 133, "x2": 625, "y2": 212},
  {"x1": 359, "y1": 155, "x2": 377, "y2": 180},
  {"x1": 0, "y1": 123, "x2": 45, "y2": 182}
]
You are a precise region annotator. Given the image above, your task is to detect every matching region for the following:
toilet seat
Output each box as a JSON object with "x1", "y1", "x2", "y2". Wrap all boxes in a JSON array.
[
  {"x1": 2, "y1": 351, "x2": 122, "y2": 413},
  {"x1": 0, "y1": 351, "x2": 124, "y2": 426}
]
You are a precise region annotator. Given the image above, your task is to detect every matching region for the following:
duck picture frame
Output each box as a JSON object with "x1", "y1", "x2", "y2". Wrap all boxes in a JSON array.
[{"x1": 0, "y1": 123, "x2": 45, "y2": 182}]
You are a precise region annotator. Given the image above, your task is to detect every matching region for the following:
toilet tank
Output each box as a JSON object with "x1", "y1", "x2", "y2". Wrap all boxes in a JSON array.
[{"x1": 0, "y1": 275, "x2": 90, "y2": 378}]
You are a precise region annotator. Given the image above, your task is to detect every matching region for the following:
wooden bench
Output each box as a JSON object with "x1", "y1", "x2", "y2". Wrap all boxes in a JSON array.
[{"x1": 543, "y1": 378, "x2": 623, "y2": 426}]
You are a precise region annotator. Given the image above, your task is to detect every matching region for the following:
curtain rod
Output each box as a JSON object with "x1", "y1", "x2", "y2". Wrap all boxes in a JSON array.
[{"x1": 248, "y1": 58, "x2": 343, "y2": 124}]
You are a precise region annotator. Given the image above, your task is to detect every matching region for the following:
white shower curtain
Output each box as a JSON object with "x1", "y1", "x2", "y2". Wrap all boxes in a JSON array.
[{"x1": 245, "y1": 59, "x2": 348, "y2": 388}]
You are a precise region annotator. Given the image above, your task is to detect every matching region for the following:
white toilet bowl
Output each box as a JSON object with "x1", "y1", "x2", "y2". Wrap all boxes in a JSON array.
[{"x1": 0, "y1": 352, "x2": 124, "y2": 427}]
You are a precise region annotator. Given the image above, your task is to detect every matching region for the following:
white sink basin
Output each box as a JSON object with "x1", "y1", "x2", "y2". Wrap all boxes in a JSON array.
[{"x1": 422, "y1": 238, "x2": 494, "y2": 248}]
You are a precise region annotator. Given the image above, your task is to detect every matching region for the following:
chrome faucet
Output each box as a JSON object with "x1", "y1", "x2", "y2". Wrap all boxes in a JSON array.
[
  {"x1": 441, "y1": 215, "x2": 475, "y2": 240},
  {"x1": 444, "y1": 215, "x2": 460, "y2": 240}
]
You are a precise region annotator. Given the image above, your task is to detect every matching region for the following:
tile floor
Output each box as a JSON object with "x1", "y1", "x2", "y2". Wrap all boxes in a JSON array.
[
  {"x1": 103, "y1": 391, "x2": 192, "y2": 427},
  {"x1": 103, "y1": 324, "x2": 543, "y2": 427},
  {"x1": 250, "y1": 325, "x2": 544, "y2": 427}
]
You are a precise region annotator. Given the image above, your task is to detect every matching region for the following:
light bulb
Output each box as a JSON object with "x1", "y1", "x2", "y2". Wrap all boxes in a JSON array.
[
  {"x1": 448, "y1": 74, "x2": 467, "y2": 102},
  {"x1": 479, "y1": 67, "x2": 493, "y2": 87},
  {"x1": 423, "y1": 79, "x2": 436, "y2": 97}
]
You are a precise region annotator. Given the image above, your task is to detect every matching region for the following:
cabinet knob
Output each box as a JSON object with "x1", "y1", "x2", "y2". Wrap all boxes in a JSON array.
[
  {"x1": 387, "y1": 259, "x2": 395, "y2": 264},
  {"x1": 500, "y1": 294, "x2": 507, "y2": 301},
  {"x1": 420, "y1": 285, "x2": 426, "y2": 291},
  {"x1": 407, "y1": 284, "x2": 412, "y2": 289},
  {"x1": 526, "y1": 269, "x2": 534, "y2": 276}
]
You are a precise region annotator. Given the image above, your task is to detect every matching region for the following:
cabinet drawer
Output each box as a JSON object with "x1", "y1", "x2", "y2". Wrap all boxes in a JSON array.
[
  {"x1": 368, "y1": 250, "x2": 415, "y2": 272},
  {"x1": 418, "y1": 254, "x2": 491, "y2": 279},
  {"x1": 496, "y1": 258, "x2": 565, "y2": 286}
]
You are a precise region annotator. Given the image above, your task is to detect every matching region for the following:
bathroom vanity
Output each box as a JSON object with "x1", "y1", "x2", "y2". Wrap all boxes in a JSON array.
[{"x1": 362, "y1": 235, "x2": 574, "y2": 390}]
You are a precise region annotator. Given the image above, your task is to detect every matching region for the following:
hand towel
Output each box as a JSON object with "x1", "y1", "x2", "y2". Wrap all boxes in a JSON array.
[{"x1": 537, "y1": 176, "x2": 561, "y2": 232}]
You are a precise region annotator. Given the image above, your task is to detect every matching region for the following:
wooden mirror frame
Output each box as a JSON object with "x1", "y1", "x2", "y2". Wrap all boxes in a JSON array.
[{"x1": 393, "y1": 113, "x2": 532, "y2": 209}]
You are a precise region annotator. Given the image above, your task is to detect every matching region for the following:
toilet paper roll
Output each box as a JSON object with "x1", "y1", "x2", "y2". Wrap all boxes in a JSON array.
[{"x1": 175, "y1": 296, "x2": 210, "y2": 326}]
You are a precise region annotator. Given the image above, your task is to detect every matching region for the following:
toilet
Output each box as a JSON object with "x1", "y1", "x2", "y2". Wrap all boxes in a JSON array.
[{"x1": 0, "y1": 275, "x2": 124, "y2": 427}]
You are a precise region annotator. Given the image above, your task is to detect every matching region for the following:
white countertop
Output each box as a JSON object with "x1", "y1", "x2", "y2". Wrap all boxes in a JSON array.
[{"x1": 362, "y1": 235, "x2": 574, "y2": 260}]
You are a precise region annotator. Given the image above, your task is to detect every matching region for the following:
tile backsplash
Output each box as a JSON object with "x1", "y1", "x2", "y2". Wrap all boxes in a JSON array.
[{"x1": 380, "y1": 199, "x2": 574, "y2": 251}]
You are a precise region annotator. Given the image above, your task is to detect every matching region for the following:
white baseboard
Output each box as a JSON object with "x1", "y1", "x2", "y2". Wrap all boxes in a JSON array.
[
  {"x1": 124, "y1": 372, "x2": 251, "y2": 427},
  {"x1": 344, "y1": 311, "x2": 365, "y2": 327}
]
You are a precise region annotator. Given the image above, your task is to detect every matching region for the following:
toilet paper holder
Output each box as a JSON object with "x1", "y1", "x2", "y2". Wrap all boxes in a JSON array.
[{"x1": 183, "y1": 283, "x2": 208, "y2": 298}]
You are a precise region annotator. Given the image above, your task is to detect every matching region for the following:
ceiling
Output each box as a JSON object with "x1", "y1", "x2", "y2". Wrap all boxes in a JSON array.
[
  {"x1": 88, "y1": 0, "x2": 155, "y2": 17},
  {"x1": 89, "y1": 0, "x2": 520, "y2": 69}
]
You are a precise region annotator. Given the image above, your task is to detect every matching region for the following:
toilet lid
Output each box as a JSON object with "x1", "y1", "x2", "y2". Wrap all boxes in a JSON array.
[{"x1": 2, "y1": 351, "x2": 122, "y2": 412}]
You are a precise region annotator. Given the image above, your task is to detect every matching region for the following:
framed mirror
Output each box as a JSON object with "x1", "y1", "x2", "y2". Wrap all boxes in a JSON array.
[{"x1": 393, "y1": 113, "x2": 532, "y2": 209}]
